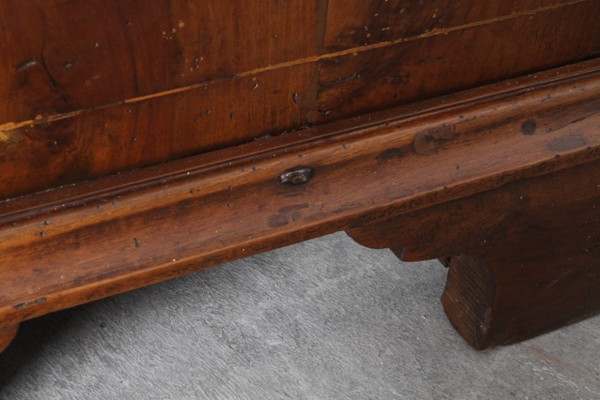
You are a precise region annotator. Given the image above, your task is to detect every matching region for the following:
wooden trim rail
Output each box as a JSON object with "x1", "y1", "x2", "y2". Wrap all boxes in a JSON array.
[{"x1": 1, "y1": 59, "x2": 599, "y2": 351}]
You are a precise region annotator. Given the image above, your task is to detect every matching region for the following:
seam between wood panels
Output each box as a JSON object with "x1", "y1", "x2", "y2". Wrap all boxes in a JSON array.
[
  {"x1": 309, "y1": 0, "x2": 331, "y2": 125},
  {"x1": 0, "y1": 0, "x2": 590, "y2": 134}
]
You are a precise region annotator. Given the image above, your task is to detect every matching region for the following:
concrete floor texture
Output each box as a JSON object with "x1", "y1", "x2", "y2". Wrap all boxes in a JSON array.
[{"x1": 0, "y1": 232, "x2": 598, "y2": 399}]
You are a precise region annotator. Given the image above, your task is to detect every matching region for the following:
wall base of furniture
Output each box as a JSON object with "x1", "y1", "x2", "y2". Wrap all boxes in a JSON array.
[
  {"x1": 1, "y1": 60, "x2": 598, "y2": 353},
  {"x1": 349, "y1": 160, "x2": 600, "y2": 349}
]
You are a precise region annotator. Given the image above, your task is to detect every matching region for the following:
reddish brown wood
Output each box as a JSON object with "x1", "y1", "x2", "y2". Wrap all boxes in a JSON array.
[
  {"x1": 0, "y1": 0, "x2": 324, "y2": 120},
  {"x1": 0, "y1": 60, "x2": 598, "y2": 351},
  {"x1": 0, "y1": 324, "x2": 18, "y2": 353},
  {"x1": 349, "y1": 160, "x2": 600, "y2": 348},
  {"x1": 442, "y1": 163, "x2": 600, "y2": 348},
  {"x1": 0, "y1": 63, "x2": 318, "y2": 198},
  {"x1": 323, "y1": 0, "x2": 554, "y2": 51},
  {"x1": 318, "y1": 0, "x2": 600, "y2": 123},
  {"x1": 1, "y1": 1, "x2": 598, "y2": 199},
  {"x1": 0, "y1": 0, "x2": 326, "y2": 199}
]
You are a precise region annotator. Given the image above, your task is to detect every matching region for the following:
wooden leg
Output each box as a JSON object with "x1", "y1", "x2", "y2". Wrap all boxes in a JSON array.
[
  {"x1": 442, "y1": 249, "x2": 600, "y2": 349},
  {"x1": 0, "y1": 324, "x2": 19, "y2": 353},
  {"x1": 348, "y1": 160, "x2": 600, "y2": 349}
]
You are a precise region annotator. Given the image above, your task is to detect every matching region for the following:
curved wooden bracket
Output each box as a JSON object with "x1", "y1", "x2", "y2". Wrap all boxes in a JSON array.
[{"x1": 348, "y1": 160, "x2": 600, "y2": 349}]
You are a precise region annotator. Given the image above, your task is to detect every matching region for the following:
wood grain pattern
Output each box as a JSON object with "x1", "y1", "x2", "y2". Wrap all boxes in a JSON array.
[
  {"x1": 1, "y1": 0, "x2": 598, "y2": 200},
  {"x1": 0, "y1": 0, "x2": 326, "y2": 199},
  {"x1": 317, "y1": 0, "x2": 600, "y2": 122},
  {"x1": 441, "y1": 159, "x2": 600, "y2": 348},
  {"x1": 0, "y1": 63, "x2": 317, "y2": 198},
  {"x1": 0, "y1": 0, "x2": 323, "y2": 121},
  {"x1": 0, "y1": 61, "x2": 598, "y2": 352},
  {"x1": 323, "y1": 0, "x2": 558, "y2": 51},
  {"x1": 1, "y1": 1, "x2": 599, "y2": 352},
  {"x1": 350, "y1": 160, "x2": 600, "y2": 348}
]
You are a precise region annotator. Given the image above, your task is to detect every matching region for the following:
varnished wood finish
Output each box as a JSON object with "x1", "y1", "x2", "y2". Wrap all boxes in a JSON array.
[
  {"x1": 349, "y1": 161, "x2": 600, "y2": 349},
  {"x1": 1, "y1": 1, "x2": 598, "y2": 198},
  {"x1": 0, "y1": 63, "x2": 317, "y2": 198},
  {"x1": 1, "y1": 0, "x2": 323, "y2": 118},
  {"x1": 2, "y1": 1, "x2": 600, "y2": 352},
  {"x1": 441, "y1": 161, "x2": 600, "y2": 348},
  {"x1": 0, "y1": 0, "x2": 326, "y2": 198},
  {"x1": 0, "y1": 60, "x2": 599, "y2": 351},
  {"x1": 318, "y1": 0, "x2": 600, "y2": 122},
  {"x1": 323, "y1": 0, "x2": 553, "y2": 51}
]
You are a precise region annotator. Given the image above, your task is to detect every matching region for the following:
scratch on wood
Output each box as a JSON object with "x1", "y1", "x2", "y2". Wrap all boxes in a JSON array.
[
  {"x1": 16, "y1": 58, "x2": 38, "y2": 71},
  {"x1": 0, "y1": 110, "x2": 84, "y2": 134}
]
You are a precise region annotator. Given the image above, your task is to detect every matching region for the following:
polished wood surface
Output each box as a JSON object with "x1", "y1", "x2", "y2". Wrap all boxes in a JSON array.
[
  {"x1": 1, "y1": 59, "x2": 599, "y2": 351},
  {"x1": 441, "y1": 161, "x2": 600, "y2": 348},
  {"x1": 1, "y1": 0, "x2": 598, "y2": 198},
  {"x1": 1, "y1": 1, "x2": 599, "y2": 352},
  {"x1": 349, "y1": 160, "x2": 600, "y2": 349},
  {"x1": 319, "y1": 0, "x2": 600, "y2": 121}
]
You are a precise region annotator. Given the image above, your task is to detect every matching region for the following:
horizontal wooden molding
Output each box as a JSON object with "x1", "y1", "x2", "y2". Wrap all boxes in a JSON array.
[{"x1": 1, "y1": 59, "x2": 599, "y2": 327}]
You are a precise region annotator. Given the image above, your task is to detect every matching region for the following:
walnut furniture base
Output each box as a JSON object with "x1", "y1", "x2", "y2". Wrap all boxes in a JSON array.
[{"x1": 1, "y1": 61, "x2": 599, "y2": 353}]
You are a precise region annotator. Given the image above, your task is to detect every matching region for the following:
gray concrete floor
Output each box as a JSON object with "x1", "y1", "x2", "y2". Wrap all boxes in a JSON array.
[{"x1": 0, "y1": 232, "x2": 599, "y2": 399}]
